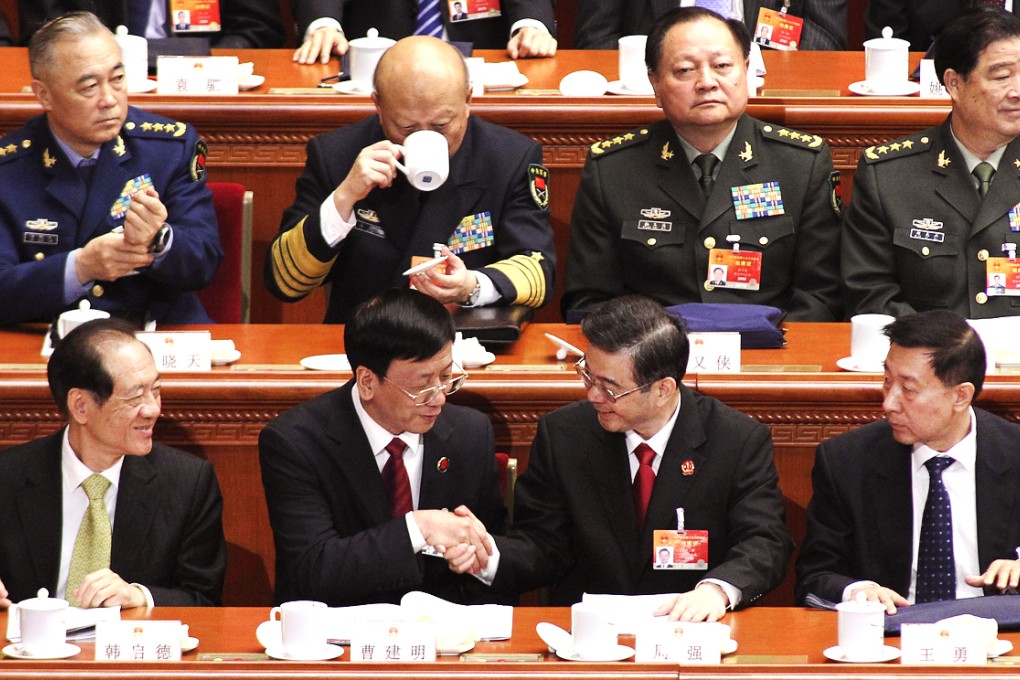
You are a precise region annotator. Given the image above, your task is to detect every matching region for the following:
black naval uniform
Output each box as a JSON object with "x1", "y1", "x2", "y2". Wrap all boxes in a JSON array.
[
  {"x1": 562, "y1": 115, "x2": 843, "y2": 321},
  {"x1": 842, "y1": 118, "x2": 1020, "y2": 319}
]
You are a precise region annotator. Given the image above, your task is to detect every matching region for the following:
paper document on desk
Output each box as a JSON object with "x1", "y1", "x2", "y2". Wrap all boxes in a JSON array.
[
  {"x1": 7, "y1": 604, "x2": 121, "y2": 642},
  {"x1": 401, "y1": 591, "x2": 514, "y2": 640},
  {"x1": 581, "y1": 593, "x2": 680, "y2": 634}
]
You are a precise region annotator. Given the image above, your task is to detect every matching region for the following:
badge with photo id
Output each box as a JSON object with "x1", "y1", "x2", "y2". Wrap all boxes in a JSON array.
[
  {"x1": 986, "y1": 257, "x2": 1020, "y2": 296},
  {"x1": 653, "y1": 530, "x2": 709, "y2": 570},
  {"x1": 707, "y1": 248, "x2": 762, "y2": 291}
]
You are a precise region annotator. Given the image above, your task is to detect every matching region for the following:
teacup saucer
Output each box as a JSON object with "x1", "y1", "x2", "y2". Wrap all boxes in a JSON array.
[
  {"x1": 555, "y1": 643, "x2": 635, "y2": 662},
  {"x1": 333, "y1": 81, "x2": 372, "y2": 95},
  {"x1": 266, "y1": 645, "x2": 344, "y2": 661},
  {"x1": 823, "y1": 644, "x2": 900, "y2": 663},
  {"x1": 836, "y1": 356, "x2": 885, "y2": 373},
  {"x1": 606, "y1": 79, "x2": 654, "y2": 96},
  {"x1": 181, "y1": 636, "x2": 200, "y2": 653},
  {"x1": 848, "y1": 80, "x2": 921, "y2": 97},
  {"x1": 3, "y1": 643, "x2": 82, "y2": 660}
]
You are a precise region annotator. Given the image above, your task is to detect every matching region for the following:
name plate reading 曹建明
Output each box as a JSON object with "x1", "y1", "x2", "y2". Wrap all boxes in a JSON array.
[{"x1": 349, "y1": 621, "x2": 437, "y2": 662}]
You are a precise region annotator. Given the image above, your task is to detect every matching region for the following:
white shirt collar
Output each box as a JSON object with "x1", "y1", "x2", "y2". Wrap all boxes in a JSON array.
[
  {"x1": 625, "y1": 394, "x2": 682, "y2": 457},
  {"x1": 911, "y1": 407, "x2": 977, "y2": 473},
  {"x1": 351, "y1": 384, "x2": 421, "y2": 457},
  {"x1": 60, "y1": 426, "x2": 123, "y2": 495}
]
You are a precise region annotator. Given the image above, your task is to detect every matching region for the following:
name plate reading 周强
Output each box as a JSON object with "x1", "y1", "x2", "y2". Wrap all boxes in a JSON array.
[
  {"x1": 635, "y1": 620, "x2": 723, "y2": 663},
  {"x1": 350, "y1": 621, "x2": 437, "y2": 662},
  {"x1": 95, "y1": 620, "x2": 182, "y2": 661}
]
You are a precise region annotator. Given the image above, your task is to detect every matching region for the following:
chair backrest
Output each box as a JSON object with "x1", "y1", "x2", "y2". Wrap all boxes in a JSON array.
[
  {"x1": 494, "y1": 453, "x2": 518, "y2": 522},
  {"x1": 200, "y1": 182, "x2": 252, "y2": 323}
]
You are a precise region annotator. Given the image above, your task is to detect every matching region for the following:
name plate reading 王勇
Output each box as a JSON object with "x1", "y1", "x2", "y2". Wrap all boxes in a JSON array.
[
  {"x1": 900, "y1": 623, "x2": 987, "y2": 665},
  {"x1": 350, "y1": 621, "x2": 437, "y2": 662},
  {"x1": 686, "y1": 332, "x2": 741, "y2": 374},
  {"x1": 157, "y1": 56, "x2": 239, "y2": 95},
  {"x1": 136, "y1": 330, "x2": 212, "y2": 371},
  {"x1": 95, "y1": 620, "x2": 182, "y2": 661},
  {"x1": 635, "y1": 619, "x2": 723, "y2": 663}
]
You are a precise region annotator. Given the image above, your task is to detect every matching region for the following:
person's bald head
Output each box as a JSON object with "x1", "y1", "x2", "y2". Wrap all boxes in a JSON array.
[{"x1": 372, "y1": 36, "x2": 472, "y2": 156}]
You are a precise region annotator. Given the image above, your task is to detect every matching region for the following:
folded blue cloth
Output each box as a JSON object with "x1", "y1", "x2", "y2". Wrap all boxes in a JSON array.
[
  {"x1": 665, "y1": 303, "x2": 786, "y2": 349},
  {"x1": 885, "y1": 595, "x2": 1020, "y2": 635}
]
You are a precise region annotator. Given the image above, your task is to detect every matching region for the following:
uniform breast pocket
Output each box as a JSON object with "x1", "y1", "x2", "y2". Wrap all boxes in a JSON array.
[
  {"x1": 730, "y1": 215, "x2": 795, "y2": 290},
  {"x1": 892, "y1": 226, "x2": 962, "y2": 305},
  {"x1": 620, "y1": 220, "x2": 685, "y2": 250}
]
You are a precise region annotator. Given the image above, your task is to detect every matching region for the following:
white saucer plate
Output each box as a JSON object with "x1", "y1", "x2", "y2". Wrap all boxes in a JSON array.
[
  {"x1": 462, "y1": 351, "x2": 496, "y2": 369},
  {"x1": 333, "y1": 81, "x2": 372, "y2": 95},
  {"x1": 606, "y1": 79, "x2": 654, "y2": 96},
  {"x1": 129, "y1": 79, "x2": 158, "y2": 93},
  {"x1": 181, "y1": 636, "x2": 200, "y2": 653},
  {"x1": 823, "y1": 644, "x2": 901, "y2": 663},
  {"x1": 836, "y1": 356, "x2": 885, "y2": 373},
  {"x1": 299, "y1": 354, "x2": 352, "y2": 371},
  {"x1": 990, "y1": 639, "x2": 1014, "y2": 658},
  {"x1": 437, "y1": 639, "x2": 476, "y2": 656},
  {"x1": 212, "y1": 349, "x2": 242, "y2": 366},
  {"x1": 265, "y1": 645, "x2": 344, "y2": 661},
  {"x1": 848, "y1": 80, "x2": 921, "y2": 97},
  {"x1": 485, "y1": 74, "x2": 529, "y2": 91},
  {"x1": 750, "y1": 74, "x2": 765, "y2": 91},
  {"x1": 556, "y1": 643, "x2": 635, "y2": 662},
  {"x1": 722, "y1": 637, "x2": 738, "y2": 655},
  {"x1": 239, "y1": 75, "x2": 266, "y2": 90},
  {"x1": 3, "y1": 643, "x2": 82, "y2": 660}
]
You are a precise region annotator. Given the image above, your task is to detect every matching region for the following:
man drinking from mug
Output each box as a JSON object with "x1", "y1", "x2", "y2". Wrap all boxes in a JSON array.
[{"x1": 266, "y1": 35, "x2": 555, "y2": 324}]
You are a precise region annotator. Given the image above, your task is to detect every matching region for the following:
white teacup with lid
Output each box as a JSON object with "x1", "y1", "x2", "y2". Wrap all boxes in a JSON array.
[
  {"x1": 348, "y1": 28, "x2": 396, "y2": 93},
  {"x1": 57, "y1": 300, "x2": 111, "y2": 339},
  {"x1": 114, "y1": 26, "x2": 150, "y2": 93},
  {"x1": 863, "y1": 27, "x2": 910, "y2": 94},
  {"x1": 18, "y1": 588, "x2": 69, "y2": 658}
]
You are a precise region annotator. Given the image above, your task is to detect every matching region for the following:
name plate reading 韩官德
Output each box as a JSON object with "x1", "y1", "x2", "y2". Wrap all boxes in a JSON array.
[{"x1": 95, "y1": 620, "x2": 182, "y2": 661}]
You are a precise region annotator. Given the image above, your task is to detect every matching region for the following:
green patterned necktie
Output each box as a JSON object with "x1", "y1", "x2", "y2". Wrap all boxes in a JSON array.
[
  {"x1": 66, "y1": 474, "x2": 112, "y2": 606},
  {"x1": 973, "y1": 162, "x2": 995, "y2": 199}
]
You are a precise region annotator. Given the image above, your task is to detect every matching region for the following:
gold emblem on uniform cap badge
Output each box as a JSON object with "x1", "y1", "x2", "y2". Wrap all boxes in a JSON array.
[{"x1": 938, "y1": 149, "x2": 951, "y2": 168}]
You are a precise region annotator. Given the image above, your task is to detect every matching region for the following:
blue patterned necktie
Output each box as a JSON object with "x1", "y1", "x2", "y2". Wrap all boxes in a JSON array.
[
  {"x1": 127, "y1": 0, "x2": 152, "y2": 36},
  {"x1": 694, "y1": 0, "x2": 735, "y2": 18},
  {"x1": 915, "y1": 456, "x2": 956, "y2": 604},
  {"x1": 414, "y1": 0, "x2": 444, "y2": 38}
]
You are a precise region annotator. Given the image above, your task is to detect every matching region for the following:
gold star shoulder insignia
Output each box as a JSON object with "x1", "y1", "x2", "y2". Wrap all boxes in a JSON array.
[
  {"x1": 7, "y1": 143, "x2": 18, "y2": 153},
  {"x1": 937, "y1": 149, "x2": 951, "y2": 168},
  {"x1": 861, "y1": 134, "x2": 930, "y2": 165},
  {"x1": 613, "y1": 136, "x2": 624, "y2": 144},
  {"x1": 529, "y1": 251, "x2": 544, "y2": 262},
  {"x1": 43, "y1": 148, "x2": 57, "y2": 169},
  {"x1": 761, "y1": 124, "x2": 825, "y2": 153},
  {"x1": 0, "y1": 137, "x2": 32, "y2": 164},
  {"x1": 890, "y1": 142, "x2": 901, "y2": 151},
  {"x1": 660, "y1": 142, "x2": 674, "y2": 161},
  {"x1": 1015, "y1": 158, "x2": 1020, "y2": 169},
  {"x1": 153, "y1": 123, "x2": 165, "y2": 132},
  {"x1": 623, "y1": 133, "x2": 635, "y2": 140},
  {"x1": 587, "y1": 127, "x2": 651, "y2": 159},
  {"x1": 0, "y1": 148, "x2": 6, "y2": 157},
  {"x1": 778, "y1": 129, "x2": 791, "y2": 137},
  {"x1": 173, "y1": 122, "x2": 187, "y2": 137},
  {"x1": 877, "y1": 145, "x2": 889, "y2": 154},
  {"x1": 738, "y1": 141, "x2": 753, "y2": 162},
  {"x1": 112, "y1": 135, "x2": 126, "y2": 157},
  {"x1": 141, "y1": 122, "x2": 153, "y2": 131},
  {"x1": 788, "y1": 131, "x2": 801, "y2": 141}
]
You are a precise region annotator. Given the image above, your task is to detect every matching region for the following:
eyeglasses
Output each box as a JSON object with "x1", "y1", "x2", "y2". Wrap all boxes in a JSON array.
[
  {"x1": 383, "y1": 365, "x2": 467, "y2": 406},
  {"x1": 574, "y1": 356, "x2": 653, "y2": 403}
]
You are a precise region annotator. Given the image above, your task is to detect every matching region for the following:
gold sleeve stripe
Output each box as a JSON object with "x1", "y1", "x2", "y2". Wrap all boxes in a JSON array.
[
  {"x1": 270, "y1": 217, "x2": 337, "y2": 299},
  {"x1": 486, "y1": 252, "x2": 547, "y2": 307}
]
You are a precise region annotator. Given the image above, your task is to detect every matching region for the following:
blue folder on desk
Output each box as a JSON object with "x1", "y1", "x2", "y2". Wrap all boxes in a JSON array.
[{"x1": 805, "y1": 593, "x2": 1020, "y2": 635}]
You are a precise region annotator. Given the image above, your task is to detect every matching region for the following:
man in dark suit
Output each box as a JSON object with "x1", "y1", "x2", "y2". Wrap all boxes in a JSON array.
[
  {"x1": 268, "y1": 36, "x2": 555, "y2": 324},
  {"x1": 0, "y1": 319, "x2": 225, "y2": 609},
  {"x1": 866, "y1": 0, "x2": 1020, "y2": 52},
  {"x1": 258, "y1": 289, "x2": 509, "y2": 605},
  {"x1": 0, "y1": 12, "x2": 223, "y2": 325},
  {"x1": 17, "y1": 0, "x2": 283, "y2": 48},
  {"x1": 446, "y1": 296, "x2": 792, "y2": 620},
  {"x1": 843, "y1": 9, "x2": 1020, "y2": 319},
  {"x1": 796, "y1": 310, "x2": 1020, "y2": 613},
  {"x1": 574, "y1": 0, "x2": 846, "y2": 50},
  {"x1": 563, "y1": 7, "x2": 842, "y2": 321},
  {"x1": 292, "y1": 0, "x2": 556, "y2": 64}
]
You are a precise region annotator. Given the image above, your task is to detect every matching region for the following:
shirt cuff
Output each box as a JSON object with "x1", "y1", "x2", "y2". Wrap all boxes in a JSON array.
[
  {"x1": 463, "y1": 270, "x2": 498, "y2": 307},
  {"x1": 699, "y1": 578, "x2": 740, "y2": 610},
  {"x1": 405, "y1": 512, "x2": 429, "y2": 553},
  {"x1": 472, "y1": 533, "x2": 500, "y2": 585},
  {"x1": 304, "y1": 17, "x2": 343, "y2": 43},
  {"x1": 320, "y1": 192, "x2": 357, "y2": 247},
  {"x1": 842, "y1": 580, "x2": 879, "y2": 602},
  {"x1": 131, "y1": 583, "x2": 155, "y2": 608},
  {"x1": 509, "y1": 19, "x2": 550, "y2": 37},
  {"x1": 64, "y1": 250, "x2": 93, "y2": 303}
]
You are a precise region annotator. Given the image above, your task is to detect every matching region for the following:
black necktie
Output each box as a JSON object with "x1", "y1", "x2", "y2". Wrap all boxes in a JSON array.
[
  {"x1": 693, "y1": 153, "x2": 719, "y2": 197},
  {"x1": 973, "y1": 162, "x2": 995, "y2": 199},
  {"x1": 916, "y1": 456, "x2": 956, "y2": 604}
]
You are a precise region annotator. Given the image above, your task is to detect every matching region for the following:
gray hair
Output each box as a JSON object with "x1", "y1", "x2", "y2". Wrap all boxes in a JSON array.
[{"x1": 30, "y1": 11, "x2": 112, "y2": 79}]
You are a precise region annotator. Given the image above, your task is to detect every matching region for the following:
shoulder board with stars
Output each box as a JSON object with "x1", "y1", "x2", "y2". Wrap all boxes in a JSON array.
[
  {"x1": 588, "y1": 127, "x2": 651, "y2": 157},
  {"x1": 759, "y1": 124, "x2": 824, "y2": 152},
  {"x1": 862, "y1": 133, "x2": 931, "y2": 164},
  {"x1": 0, "y1": 136, "x2": 34, "y2": 165},
  {"x1": 123, "y1": 118, "x2": 189, "y2": 139}
]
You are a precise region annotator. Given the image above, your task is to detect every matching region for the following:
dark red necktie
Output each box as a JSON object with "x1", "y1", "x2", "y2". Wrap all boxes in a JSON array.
[
  {"x1": 382, "y1": 438, "x2": 413, "y2": 517},
  {"x1": 632, "y1": 443, "x2": 656, "y2": 529}
]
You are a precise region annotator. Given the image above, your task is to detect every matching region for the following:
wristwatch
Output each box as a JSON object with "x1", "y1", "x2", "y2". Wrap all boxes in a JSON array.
[
  {"x1": 462, "y1": 279, "x2": 482, "y2": 306},
  {"x1": 149, "y1": 223, "x2": 172, "y2": 255}
]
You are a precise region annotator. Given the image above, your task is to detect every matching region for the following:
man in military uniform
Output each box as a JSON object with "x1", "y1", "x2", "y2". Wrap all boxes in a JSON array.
[
  {"x1": 267, "y1": 35, "x2": 556, "y2": 324},
  {"x1": 563, "y1": 7, "x2": 842, "y2": 322},
  {"x1": 0, "y1": 12, "x2": 222, "y2": 326},
  {"x1": 843, "y1": 8, "x2": 1020, "y2": 319}
]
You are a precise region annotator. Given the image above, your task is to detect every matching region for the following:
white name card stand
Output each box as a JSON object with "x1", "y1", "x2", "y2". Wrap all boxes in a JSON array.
[
  {"x1": 635, "y1": 620, "x2": 723, "y2": 663},
  {"x1": 900, "y1": 623, "x2": 986, "y2": 665},
  {"x1": 136, "y1": 330, "x2": 212, "y2": 371},
  {"x1": 95, "y1": 620, "x2": 182, "y2": 661},
  {"x1": 686, "y1": 332, "x2": 742, "y2": 374},
  {"x1": 157, "y1": 56, "x2": 239, "y2": 95},
  {"x1": 350, "y1": 621, "x2": 437, "y2": 662}
]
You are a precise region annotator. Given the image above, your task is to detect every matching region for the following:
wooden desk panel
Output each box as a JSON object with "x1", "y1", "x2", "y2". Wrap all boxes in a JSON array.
[{"x1": 0, "y1": 48, "x2": 947, "y2": 323}]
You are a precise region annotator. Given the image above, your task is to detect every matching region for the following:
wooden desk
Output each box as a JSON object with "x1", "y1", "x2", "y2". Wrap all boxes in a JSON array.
[
  {"x1": 2, "y1": 606, "x2": 1018, "y2": 677},
  {"x1": 0, "y1": 48, "x2": 946, "y2": 324}
]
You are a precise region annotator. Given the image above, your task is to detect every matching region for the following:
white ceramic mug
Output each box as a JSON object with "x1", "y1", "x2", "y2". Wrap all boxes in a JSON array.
[
  {"x1": 18, "y1": 594, "x2": 68, "y2": 657},
  {"x1": 465, "y1": 57, "x2": 486, "y2": 97},
  {"x1": 57, "y1": 307, "x2": 111, "y2": 339},
  {"x1": 269, "y1": 600, "x2": 328, "y2": 659},
  {"x1": 114, "y1": 26, "x2": 149, "y2": 93},
  {"x1": 836, "y1": 600, "x2": 885, "y2": 660},
  {"x1": 618, "y1": 35, "x2": 652, "y2": 94},
  {"x1": 571, "y1": 602, "x2": 615, "y2": 658},
  {"x1": 863, "y1": 27, "x2": 909, "y2": 93},
  {"x1": 849, "y1": 313, "x2": 894, "y2": 369},
  {"x1": 395, "y1": 130, "x2": 449, "y2": 192},
  {"x1": 348, "y1": 28, "x2": 396, "y2": 93}
]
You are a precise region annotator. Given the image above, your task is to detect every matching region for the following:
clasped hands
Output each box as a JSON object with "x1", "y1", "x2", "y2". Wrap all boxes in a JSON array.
[
  {"x1": 0, "y1": 570, "x2": 147, "y2": 610},
  {"x1": 415, "y1": 506, "x2": 492, "y2": 575},
  {"x1": 75, "y1": 188, "x2": 168, "y2": 284}
]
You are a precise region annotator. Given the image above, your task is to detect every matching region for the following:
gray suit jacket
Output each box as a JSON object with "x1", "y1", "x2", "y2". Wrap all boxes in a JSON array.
[
  {"x1": 493, "y1": 386, "x2": 793, "y2": 606},
  {"x1": 796, "y1": 409, "x2": 1020, "y2": 604},
  {"x1": 0, "y1": 431, "x2": 226, "y2": 605}
]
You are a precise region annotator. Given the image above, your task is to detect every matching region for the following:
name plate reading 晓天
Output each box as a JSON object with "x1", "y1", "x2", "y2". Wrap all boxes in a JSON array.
[
  {"x1": 350, "y1": 621, "x2": 437, "y2": 662},
  {"x1": 157, "y1": 56, "x2": 239, "y2": 95},
  {"x1": 137, "y1": 331, "x2": 212, "y2": 371},
  {"x1": 95, "y1": 620, "x2": 182, "y2": 661}
]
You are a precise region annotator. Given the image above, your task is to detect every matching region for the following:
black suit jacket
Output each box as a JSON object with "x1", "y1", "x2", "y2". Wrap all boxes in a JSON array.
[
  {"x1": 866, "y1": 0, "x2": 1020, "y2": 52},
  {"x1": 293, "y1": 0, "x2": 555, "y2": 48},
  {"x1": 17, "y1": 0, "x2": 283, "y2": 48},
  {"x1": 0, "y1": 431, "x2": 226, "y2": 606},
  {"x1": 258, "y1": 380, "x2": 510, "y2": 606},
  {"x1": 795, "y1": 409, "x2": 1020, "y2": 604},
  {"x1": 493, "y1": 386, "x2": 793, "y2": 606},
  {"x1": 574, "y1": 0, "x2": 846, "y2": 50}
]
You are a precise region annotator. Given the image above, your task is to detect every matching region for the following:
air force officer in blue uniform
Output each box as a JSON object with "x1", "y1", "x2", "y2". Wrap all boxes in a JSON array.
[{"x1": 0, "y1": 12, "x2": 222, "y2": 326}]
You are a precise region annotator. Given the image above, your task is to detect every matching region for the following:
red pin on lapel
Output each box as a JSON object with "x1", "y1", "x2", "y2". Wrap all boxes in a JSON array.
[
  {"x1": 437, "y1": 457, "x2": 450, "y2": 473},
  {"x1": 681, "y1": 459, "x2": 695, "y2": 476}
]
